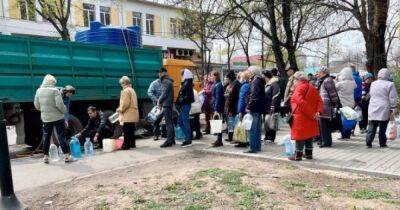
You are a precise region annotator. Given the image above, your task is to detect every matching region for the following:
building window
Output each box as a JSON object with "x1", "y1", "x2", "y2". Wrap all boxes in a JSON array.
[
  {"x1": 146, "y1": 14, "x2": 154, "y2": 35},
  {"x1": 170, "y1": 18, "x2": 177, "y2": 38},
  {"x1": 19, "y1": 0, "x2": 36, "y2": 21},
  {"x1": 132, "y1": 12, "x2": 142, "y2": 27},
  {"x1": 100, "y1": 6, "x2": 110, "y2": 25},
  {"x1": 83, "y1": 3, "x2": 95, "y2": 27}
]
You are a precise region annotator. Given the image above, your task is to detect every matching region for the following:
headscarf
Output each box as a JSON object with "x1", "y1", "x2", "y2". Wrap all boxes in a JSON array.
[
  {"x1": 182, "y1": 69, "x2": 193, "y2": 80},
  {"x1": 377, "y1": 68, "x2": 391, "y2": 81}
]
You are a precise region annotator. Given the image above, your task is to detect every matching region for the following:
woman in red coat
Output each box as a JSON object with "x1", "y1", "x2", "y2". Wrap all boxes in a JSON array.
[{"x1": 290, "y1": 71, "x2": 323, "y2": 161}]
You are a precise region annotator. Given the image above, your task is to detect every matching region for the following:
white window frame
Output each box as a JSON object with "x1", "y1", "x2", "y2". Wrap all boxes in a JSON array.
[
  {"x1": 99, "y1": 6, "x2": 110, "y2": 25},
  {"x1": 146, "y1": 14, "x2": 154, "y2": 35},
  {"x1": 132, "y1": 11, "x2": 142, "y2": 27},
  {"x1": 83, "y1": 3, "x2": 96, "y2": 27}
]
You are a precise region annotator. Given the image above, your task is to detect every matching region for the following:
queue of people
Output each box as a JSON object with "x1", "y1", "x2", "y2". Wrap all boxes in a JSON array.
[{"x1": 34, "y1": 64, "x2": 398, "y2": 164}]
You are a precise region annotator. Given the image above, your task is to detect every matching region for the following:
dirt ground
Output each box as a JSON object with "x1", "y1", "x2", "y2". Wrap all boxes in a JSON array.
[{"x1": 19, "y1": 152, "x2": 400, "y2": 210}]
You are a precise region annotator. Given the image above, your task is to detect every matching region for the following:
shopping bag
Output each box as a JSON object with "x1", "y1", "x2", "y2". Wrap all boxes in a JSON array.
[
  {"x1": 340, "y1": 106, "x2": 358, "y2": 120},
  {"x1": 341, "y1": 114, "x2": 357, "y2": 132},
  {"x1": 354, "y1": 106, "x2": 363, "y2": 122},
  {"x1": 242, "y1": 113, "x2": 253, "y2": 131},
  {"x1": 265, "y1": 113, "x2": 279, "y2": 131},
  {"x1": 146, "y1": 106, "x2": 160, "y2": 122},
  {"x1": 233, "y1": 121, "x2": 247, "y2": 143},
  {"x1": 210, "y1": 114, "x2": 223, "y2": 134},
  {"x1": 386, "y1": 121, "x2": 397, "y2": 140},
  {"x1": 330, "y1": 112, "x2": 342, "y2": 132}
]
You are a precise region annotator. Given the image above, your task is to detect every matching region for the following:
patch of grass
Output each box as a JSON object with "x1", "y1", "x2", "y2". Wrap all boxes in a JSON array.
[
  {"x1": 94, "y1": 200, "x2": 110, "y2": 210},
  {"x1": 184, "y1": 204, "x2": 210, "y2": 210},
  {"x1": 220, "y1": 170, "x2": 245, "y2": 186},
  {"x1": 95, "y1": 184, "x2": 105, "y2": 189},
  {"x1": 351, "y1": 188, "x2": 392, "y2": 200},
  {"x1": 283, "y1": 181, "x2": 321, "y2": 200},
  {"x1": 144, "y1": 201, "x2": 169, "y2": 210},
  {"x1": 119, "y1": 187, "x2": 136, "y2": 196},
  {"x1": 132, "y1": 194, "x2": 147, "y2": 204},
  {"x1": 384, "y1": 199, "x2": 400, "y2": 206},
  {"x1": 196, "y1": 168, "x2": 223, "y2": 178},
  {"x1": 191, "y1": 180, "x2": 207, "y2": 188},
  {"x1": 325, "y1": 187, "x2": 339, "y2": 198},
  {"x1": 163, "y1": 182, "x2": 185, "y2": 193}
]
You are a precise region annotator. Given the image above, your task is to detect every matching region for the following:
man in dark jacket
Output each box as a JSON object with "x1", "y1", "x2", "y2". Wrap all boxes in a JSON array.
[
  {"x1": 176, "y1": 69, "x2": 195, "y2": 147},
  {"x1": 76, "y1": 106, "x2": 113, "y2": 148},
  {"x1": 246, "y1": 66, "x2": 266, "y2": 153},
  {"x1": 158, "y1": 67, "x2": 175, "y2": 148},
  {"x1": 211, "y1": 71, "x2": 225, "y2": 147},
  {"x1": 263, "y1": 70, "x2": 281, "y2": 143},
  {"x1": 224, "y1": 71, "x2": 241, "y2": 142}
]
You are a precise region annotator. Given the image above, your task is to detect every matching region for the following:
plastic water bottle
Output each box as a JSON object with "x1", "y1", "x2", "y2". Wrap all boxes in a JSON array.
[
  {"x1": 175, "y1": 126, "x2": 183, "y2": 142},
  {"x1": 58, "y1": 146, "x2": 63, "y2": 156},
  {"x1": 84, "y1": 138, "x2": 94, "y2": 156},
  {"x1": 49, "y1": 143, "x2": 60, "y2": 161},
  {"x1": 69, "y1": 136, "x2": 82, "y2": 159},
  {"x1": 284, "y1": 137, "x2": 294, "y2": 157}
]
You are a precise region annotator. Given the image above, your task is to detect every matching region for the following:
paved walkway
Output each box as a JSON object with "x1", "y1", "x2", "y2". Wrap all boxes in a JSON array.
[
  {"x1": 201, "y1": 127, "x2": 400, "y2": 177},
  {"x1": 11, "y1": 127, "x2": 400, "y2": 192}
]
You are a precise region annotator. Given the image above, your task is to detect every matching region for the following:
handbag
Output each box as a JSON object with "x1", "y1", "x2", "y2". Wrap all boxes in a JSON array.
[
  {"x1": 233, "y1": 121, "x2": 247, "y2": 143},
  {"x1": 265, "y1": 113, "x2": 279, "y2": 131},
  {"x1": 210, "y1": 113, "x2": 223, "y2": 134},
  {"x1": 287, "y1": 85, "x2": 310, "y2": 127}
]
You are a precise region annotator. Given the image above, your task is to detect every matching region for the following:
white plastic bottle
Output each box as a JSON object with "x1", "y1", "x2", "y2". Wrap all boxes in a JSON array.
[
  {"x1": 49, "y1": 144, "x2": 60, "y2": 162},
  {"x1": 84, "y1": 138, "x2": 94, "y2": 156}
]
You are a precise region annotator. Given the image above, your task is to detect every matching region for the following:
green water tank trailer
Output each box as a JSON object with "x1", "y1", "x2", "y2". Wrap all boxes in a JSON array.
[{"x1": 0, "y1": 35, "x2": 162, "y2": 147}]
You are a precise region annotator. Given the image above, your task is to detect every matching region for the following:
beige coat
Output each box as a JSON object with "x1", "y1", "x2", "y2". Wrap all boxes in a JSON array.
[{"x1": 118, "y1": 86, "x2": 139, "y2": 123}]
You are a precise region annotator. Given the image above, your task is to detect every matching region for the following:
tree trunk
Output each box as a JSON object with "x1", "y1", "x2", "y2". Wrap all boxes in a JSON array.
[
  {"x1": 281, "y1": 0, "x2": 298, "y2": 72},
  {"x1": 245, "y1": 49, "x2": 251, "y2": 67},
  {"x1": 267, "y1": 0, "x2": 286, "y2": 75},
  {"x1": 364, "y1": 0, "x2": 388, "y2": 75},
  {"x1": 61, "y1": 27, "x2": 70, "y2": 41}
]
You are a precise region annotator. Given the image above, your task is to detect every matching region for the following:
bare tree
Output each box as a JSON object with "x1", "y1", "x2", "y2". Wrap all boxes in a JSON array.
[
  {"x1": 236, "y1": 22, "x2": 254, "y2": 67},
  {"x1": 21, "y1": 0, "x2": 72, "y2": 40},
  {"x1": 319, "y1": 0, "x2": 391, "y2": 74}
]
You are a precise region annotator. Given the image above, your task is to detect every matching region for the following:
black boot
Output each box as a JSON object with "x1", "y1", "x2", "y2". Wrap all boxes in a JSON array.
[
  {"x1": 288, "y1": 151, "x2": 303, "y2": 161},
  {"x1": 304, "y1": 149, "x2": 313, "y2": 159}
]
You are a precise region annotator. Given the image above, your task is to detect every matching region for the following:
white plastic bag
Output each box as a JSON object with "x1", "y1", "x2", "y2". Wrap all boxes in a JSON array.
[
  {"x1": 386, "y1": 120, "x2": 397, "y2": 140},
  {"x1": 277, "y1": 135, "x2": 294, "y2": 157},
  {"x1": 146, "y1": 106, "x2": 160, "y2": 122},
  {"x1": 354, "y1": 106, "x2": 363, "y2": 122},
  {"x1": 242, "y1": 113, "x2": 253, "y2": 131},
  {"x1": 210, "y1": 114, "x2": 223, "y2": 134},
  {"x1": 340, "y1": 106, "x2": 358, "y2": 120}
]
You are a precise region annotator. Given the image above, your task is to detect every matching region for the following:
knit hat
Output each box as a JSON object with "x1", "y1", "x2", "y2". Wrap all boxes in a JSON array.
[
  {"x1": 226, "y1": 70, "x2": 236, "y2": 81},
  {"x1": 319, "y1": 66, "x2": 330, "y2": 74},
  {"x1": 364, "y1": 73, "x2": 373, "y2": 80}
]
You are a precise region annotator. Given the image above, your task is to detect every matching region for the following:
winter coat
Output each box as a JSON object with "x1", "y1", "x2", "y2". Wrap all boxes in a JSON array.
[
  {"x1": 290, "y1": 81, "x2": 323, "y2": 141},
  {"x1": 237, "y1": 82, "x2": 251, "y2": 114},
  {"x1": 336, "y1": 68, "x2": 356, "y2": 108},
  {"x1": 80, "y1": 111, "x2": 112, "y2": 136},
  {"x1": 317, "y1": 75, "x2": 340, "y2": 118},
  {"x1": 63, "y1": 95, "x2": 71, "y2": 121},
  {"x1": 34, "y1": 81, "x2": 67, "y2": 123},
  {"x1": 118, "y1": 86, "x2": 139, "y2": 123},
  {"x1": 201, "y1": 81, "x2": 214, "y2": 113},
  {"x1": 224, "y1": 80, "x2": 241, "y2": 115},
  {"x1": 211, "y1": 81, "x2": 224, "y2": 113},
  {"x1": 158, "y1": 75, "x2": 174, "y2": 107},
  {"x1": 265, "y1": 77, "x2": 281, "y2": 113},
  {"x1": 247, "y1": 76, "x2": 266, "y2": 114},
  {"x1": 190, "y1": 89, "x2": 202, "y2": 115},
  {"x1": 283, "y1": 75, "x2": 295, "y2": 105},
  {"x1": 368, "y1": 69, "x2": 398, "y2": 121},
  {"x1": 353, "y1": 71, "x2": 363, "y2": 102},
  {"x1": 147, "y1": 79, "x2": 162, "y2": 105},
  {"x1": 176, "y1": 70, "x2": 195, "y2": 105}
]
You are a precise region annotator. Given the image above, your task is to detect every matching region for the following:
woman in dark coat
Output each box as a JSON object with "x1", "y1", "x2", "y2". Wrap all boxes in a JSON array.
[
  {"x1": 224, "y1": 70, "x2": 241, "y2": 142},
  {"x1": 201, "y1": 73, "x2": 214, "y2": 134},
  {"x1": 263, "y1": 70, "x2": 281, "y2": 143},
  {"x1": 211, "y1": 71, "x2": 225, "y2": 147},
  {"x1": 176, "y1": 69, "x2": 195, "y2": 147}
]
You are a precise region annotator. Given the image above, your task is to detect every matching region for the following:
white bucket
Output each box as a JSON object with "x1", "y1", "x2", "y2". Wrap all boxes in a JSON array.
[{"x1": 102, "y1": 139, "x2": 116, "y2": 152}]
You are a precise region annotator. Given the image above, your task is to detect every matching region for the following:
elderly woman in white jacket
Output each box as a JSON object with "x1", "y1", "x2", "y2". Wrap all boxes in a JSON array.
[
  {"x1": 190, "y1": 89, "x2": 203, "y2": 140},
  {"x1": 336, "y1": 67, "x2": 357, "y2": 139},
  {"x1": 366, "y1": 68, "x2": 398, "y2": 148}
]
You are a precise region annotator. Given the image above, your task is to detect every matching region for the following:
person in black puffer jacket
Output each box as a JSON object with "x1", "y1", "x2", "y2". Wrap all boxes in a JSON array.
[
  {"x1": 263, "y1": 70, "x2": 281, "y2": 143},
  {"x1": 176, "y1": 69, "x2": 195, "y2": 147}
]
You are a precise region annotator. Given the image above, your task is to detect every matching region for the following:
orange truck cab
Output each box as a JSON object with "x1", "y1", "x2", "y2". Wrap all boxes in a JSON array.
[{"x1": 163, "y1": 59, "x2": 203, "y2": 100}]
